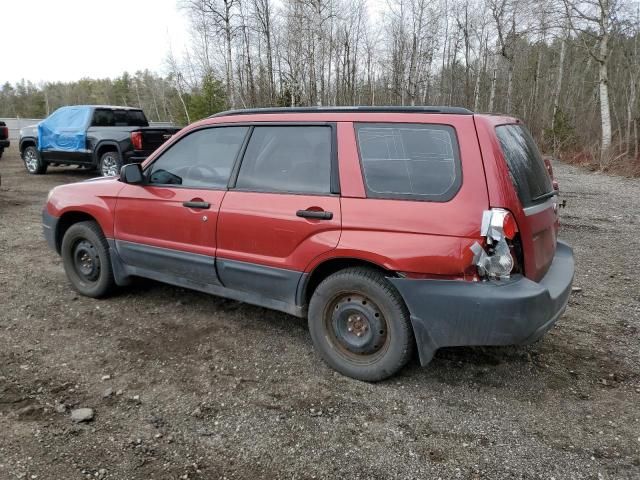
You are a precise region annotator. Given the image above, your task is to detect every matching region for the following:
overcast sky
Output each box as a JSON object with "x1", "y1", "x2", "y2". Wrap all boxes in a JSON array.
[{"x1": 2, "y1": 0, "x2": 189, "y2": 85}]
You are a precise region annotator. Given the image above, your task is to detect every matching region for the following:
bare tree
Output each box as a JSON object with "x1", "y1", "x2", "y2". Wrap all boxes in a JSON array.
[{"x1": 563, "y1": 0, "x2": 619, "y2": 162}]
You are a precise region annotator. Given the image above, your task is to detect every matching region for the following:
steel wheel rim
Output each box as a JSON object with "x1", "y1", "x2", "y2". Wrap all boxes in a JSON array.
[
  {"x1": 324, "y1": 293, "x2": 390, "y2": 364},
  {"x1": 101, "y1": 154, "x2": 119, "y2": 176},
  {"x1": 72, "y1": 239, "x2": 101, "y2": 283},
  {"x1": 24, "y1": 149, "x2": 38, "y2": 172}
]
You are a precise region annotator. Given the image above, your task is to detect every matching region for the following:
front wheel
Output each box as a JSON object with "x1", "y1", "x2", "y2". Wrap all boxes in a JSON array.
[
  {"x1": 99, "y1": 151, "x2": 122, "y2": 177},
  {"x1": 23, "y1": 146, "x2": 48, "y2": 174},
  {"x1": 308, "y1": 267, "x2": 415, "y2": 382},
  {"x1": 61, "y1": 221, "x2": 115, "y2": 298}
]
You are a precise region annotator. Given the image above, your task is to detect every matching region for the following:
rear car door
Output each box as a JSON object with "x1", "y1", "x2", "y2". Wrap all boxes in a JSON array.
[
  {"x1": 113, "y1": 126, "x2": 249, "y2": 286},
  {"x1": 216, "y1": 124, "x2": 341, "y2": 304}
]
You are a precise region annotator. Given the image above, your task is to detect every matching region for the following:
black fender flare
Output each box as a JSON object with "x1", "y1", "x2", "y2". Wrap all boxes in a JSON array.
[
  {"x1": 93, "y1": 141, "x2": 122, "y2": 165},
  {"x1": 19, "y1": 137, "x2": 38, "y2": 154}
]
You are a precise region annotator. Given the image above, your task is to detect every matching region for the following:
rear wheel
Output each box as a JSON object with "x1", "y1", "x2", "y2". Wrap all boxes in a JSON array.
[
  {"x1": 99, "y1": 151, "x2": 122, "y2": 177},
  {"x1": 308, "y1": 267, "x2": 414, "y2": 382},
  {"x1": 61, "y1": 221, "x2": 115, "y2": 298},
  {"x1": 23, "y1": 146, "x2": 47, "y2": 174}
]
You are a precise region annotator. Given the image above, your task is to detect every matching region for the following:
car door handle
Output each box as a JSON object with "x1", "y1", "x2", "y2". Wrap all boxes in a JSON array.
[
  {"x1": 296, "y1": 209, "x2": 333, "y2": 220},
  {"x1": 183, "y1": 201, "x2": 210, "y2": 209}
]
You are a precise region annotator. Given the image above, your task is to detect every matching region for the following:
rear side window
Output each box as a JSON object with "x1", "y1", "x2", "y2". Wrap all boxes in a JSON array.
[
  {"x1": 495, "y1": 124, "x2": 553, "y2": 207},
  {"x1": 355, "y1": 123, "x2": 461, "y2": 201},
  {"x1": 91, "y1": 109, "x2": 148, "y2": 127},
  {"x1": 235, "y1": 126, "x2": 332, "y2": 194}
]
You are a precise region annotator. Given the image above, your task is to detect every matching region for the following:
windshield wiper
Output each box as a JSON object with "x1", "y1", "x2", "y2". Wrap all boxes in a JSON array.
[{"x1": 531, "y1": 190, "x2": 558, "y2": 202}]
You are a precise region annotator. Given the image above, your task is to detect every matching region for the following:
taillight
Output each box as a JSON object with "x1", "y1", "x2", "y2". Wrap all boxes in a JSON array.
[
  {"x1": 471, "y1": 208, "x2": 520, "y2": 279},
  {"x1": 130, "y1": 131, "x2": 143, "y2": 150},
  {"x1": 502, "y1": 212, "x2": 518, "y2": 240}
]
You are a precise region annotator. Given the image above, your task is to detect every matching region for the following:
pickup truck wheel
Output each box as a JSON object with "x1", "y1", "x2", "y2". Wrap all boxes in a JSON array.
[
  {"x1": 308, "y1": 267, "x2": 415, "y2": 382},
  {"x1": 99, "y1": 151, "x2": 122, "y2": 177},
  {"x1": 61, "y1": 221, "x2": 115, "y2": 298},
  {"x1": 23, "y1": 146, "x2": 47, "y2": 174}
]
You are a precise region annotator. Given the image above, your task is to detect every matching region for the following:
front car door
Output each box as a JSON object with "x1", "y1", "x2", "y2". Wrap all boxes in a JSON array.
[
  {"x1": 113, "y1": 126, "x2": 249, "y2": 288},
  {"x1": 216, "y1": 124, "x2": 341, "y2": 306}
]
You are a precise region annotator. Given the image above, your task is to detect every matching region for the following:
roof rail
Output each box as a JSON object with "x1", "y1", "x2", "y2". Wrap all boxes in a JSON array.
[{"x1": 209, "y1": 106, "x2": 473, "y2": 118}]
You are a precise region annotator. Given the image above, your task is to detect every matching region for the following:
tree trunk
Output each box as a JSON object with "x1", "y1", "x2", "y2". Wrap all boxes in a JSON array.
[
  {"x1": 474, "y1": 35, "x2": 488, "y2": 111},
  {"x1": 598, "y1": 33, "x2": 612, "y2": 163},
  {"x1": 488, "y1": 53, "x2": 497, "y2": 112},
  {"x1": 552, "y1": 29, "x2": 567, "y2": 154}
]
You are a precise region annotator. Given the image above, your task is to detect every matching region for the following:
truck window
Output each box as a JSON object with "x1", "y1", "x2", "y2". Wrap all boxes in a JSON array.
[{"x1": 91, "y1": 109, "x2": 149, "y2": 127}]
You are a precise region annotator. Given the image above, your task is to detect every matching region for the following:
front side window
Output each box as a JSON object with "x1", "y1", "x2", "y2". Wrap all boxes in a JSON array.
[
  {"x1": 355, "y1": 123, "x2": 461, "y2": 201},
  {"x1": 235, "y1": 126, "x2": 332, "y2": 194},
  {"x1": 147, "y1": 126, "x2": 248, "y2": 189}
]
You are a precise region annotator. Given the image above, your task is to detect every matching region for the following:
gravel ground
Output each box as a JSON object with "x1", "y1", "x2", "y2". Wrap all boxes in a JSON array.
[{"x1": 0, "y1": 146, "x2": 639, "y2": 480}]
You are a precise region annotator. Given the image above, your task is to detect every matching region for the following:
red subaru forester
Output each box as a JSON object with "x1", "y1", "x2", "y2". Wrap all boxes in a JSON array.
[{"x1": 43, "y1": 106, "x2": 574, "y2": 381}]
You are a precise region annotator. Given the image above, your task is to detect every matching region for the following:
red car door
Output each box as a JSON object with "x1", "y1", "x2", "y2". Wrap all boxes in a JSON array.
[
  {"x1": 113, "y1": 126, "x2": 250, "y2": 286},
  {"x1": 216, "y1": 124, "x2": 341, "y2": 304}
]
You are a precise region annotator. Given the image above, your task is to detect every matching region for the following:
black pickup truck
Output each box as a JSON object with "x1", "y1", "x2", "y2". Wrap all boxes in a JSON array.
[
  {"x1": 0, "y1": 121, "x2": 9, "y2": 158},
  {"x1": 19, "y1": 105, "x2": 180, "y2": 176}
]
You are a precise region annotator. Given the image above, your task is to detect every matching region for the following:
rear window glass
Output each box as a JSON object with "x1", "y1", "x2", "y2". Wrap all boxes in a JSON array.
[
  {"x1": 92, "y1": 109, "x2": 148, "y2": 127},
  {"x1": 496, "y1": 124, "x2": 553, "y2": 207},
  {"x1": 355, "y1": 123, "x2": 461, "y2": 201}
]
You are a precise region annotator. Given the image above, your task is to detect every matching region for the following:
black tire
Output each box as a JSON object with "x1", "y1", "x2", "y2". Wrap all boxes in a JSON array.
[
  {"x1": 308, "y1": 267, "x2": 415, "y2": 382},
  {"x1": 22, "y1": 145, "x2": 48, "y2": 174},
  {"x1": 99, "y1": 151, "x2": 122, "y2": 177},
  {"x1": 61, "y1": 221, "x2": 115, "y2": 298}
]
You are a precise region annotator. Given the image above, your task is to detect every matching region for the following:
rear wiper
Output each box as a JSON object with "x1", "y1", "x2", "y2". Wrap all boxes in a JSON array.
[{"x1": 531, "y1": 190, "x2": 558, "y2": 202}]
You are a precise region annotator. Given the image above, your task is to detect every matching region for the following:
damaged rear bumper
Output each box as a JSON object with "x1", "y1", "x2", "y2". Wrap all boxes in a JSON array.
[{"x1": 389, "y1": 241, "x2": 575, "y2": 365}]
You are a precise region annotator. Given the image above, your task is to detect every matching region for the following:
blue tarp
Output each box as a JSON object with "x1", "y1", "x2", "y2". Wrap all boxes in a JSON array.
[{"x1": 38, "y1": 106, "x2": 91, "y2": 152}]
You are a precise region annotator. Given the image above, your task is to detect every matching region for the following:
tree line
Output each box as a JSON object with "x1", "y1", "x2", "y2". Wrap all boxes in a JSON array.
[{"x1": 2, "y1": 0, "x2": 639, "y2": 169}]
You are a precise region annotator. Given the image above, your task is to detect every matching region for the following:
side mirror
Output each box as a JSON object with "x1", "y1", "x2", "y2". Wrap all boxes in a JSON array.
[{"x1": 120, "y1": 163, "x2": 144, "y2": 184}]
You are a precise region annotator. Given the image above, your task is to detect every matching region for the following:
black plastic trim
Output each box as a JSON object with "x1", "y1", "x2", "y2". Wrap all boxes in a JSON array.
[
  {"x1": 19, "y1": 136, "x2": 38, "y2": 153},
  {"x1": 389, "y1": 241, "x2": 575, "y2": 365},
  {"x1": 107, "y1": 240, "x2": 305, "y2": 317},
  {"x1": 216, "y1": 258, "x2": 303, "y2": 305},
  {"x1": 42, "y1": 209, "x2": 58, "y2": 252},
  {"x1": 116, "y1": 240, "x2": 221, "y2": 286}
]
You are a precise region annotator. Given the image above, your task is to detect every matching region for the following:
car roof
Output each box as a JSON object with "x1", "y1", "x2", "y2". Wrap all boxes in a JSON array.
[{"x1": 188, "y1": 106, "x2": 521, "y2": 130}]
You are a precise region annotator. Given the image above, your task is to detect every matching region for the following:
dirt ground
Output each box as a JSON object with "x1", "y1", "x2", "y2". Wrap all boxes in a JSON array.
[{"x1": 0, "y1": 145, "x2": 639, "y2": 480}]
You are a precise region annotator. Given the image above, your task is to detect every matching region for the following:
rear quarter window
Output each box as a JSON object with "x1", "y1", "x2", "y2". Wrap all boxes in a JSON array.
[
  {"x1": 495, "y1": 124, "x2": 553, "y2": 207},
  {"x1": 355, "y1": 123, "x2": 461, "y2": 201}
]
